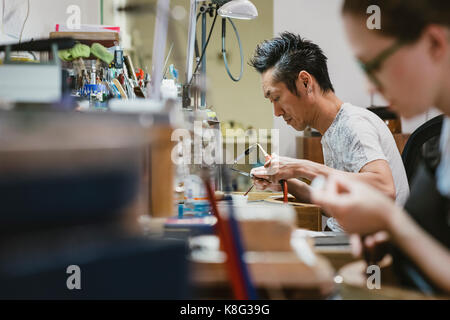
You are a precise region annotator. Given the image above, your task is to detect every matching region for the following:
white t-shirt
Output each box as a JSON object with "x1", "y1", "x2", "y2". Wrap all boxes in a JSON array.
[
  {"x1": 321, "y1": 103, "x2": 410, "y2": 231},
  {"x1": 437, "y1": 116, "x2": 450, "y2": 198}
]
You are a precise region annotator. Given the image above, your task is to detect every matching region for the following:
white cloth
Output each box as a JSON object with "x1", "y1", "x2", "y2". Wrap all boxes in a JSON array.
[
  {"x1": 437, "y1": 116, "x2": 450, "y2": 198},
  {"x1": 321, "y1": 103, "x2": 410, "y2": 231}
]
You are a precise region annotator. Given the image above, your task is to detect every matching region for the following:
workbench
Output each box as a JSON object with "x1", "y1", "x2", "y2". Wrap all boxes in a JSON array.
[
  {"x1": 138, "y1": 195, "x2": 356, "y2": 299},
  {"x1": 138, "y1": 192, "x2": 440, "y2": 300}
]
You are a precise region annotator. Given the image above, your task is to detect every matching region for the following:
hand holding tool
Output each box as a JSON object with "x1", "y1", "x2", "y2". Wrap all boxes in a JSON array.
[
  {"x1": 264, "y1": 153, "x2": 288, "y2": 204},
  {"x1": 232, "y1": 144, "x2": 288, "y2": 202}
]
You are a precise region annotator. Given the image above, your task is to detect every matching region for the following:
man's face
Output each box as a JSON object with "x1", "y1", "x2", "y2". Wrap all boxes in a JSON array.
[{"x1": 261, "y1": 68, "x2": 310, "y2": 131}]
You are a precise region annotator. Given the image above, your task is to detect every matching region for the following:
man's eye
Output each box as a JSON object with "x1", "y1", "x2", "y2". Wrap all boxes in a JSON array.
[{"x1": 273, "y1": 97, "x2": 280, "y2": 102}]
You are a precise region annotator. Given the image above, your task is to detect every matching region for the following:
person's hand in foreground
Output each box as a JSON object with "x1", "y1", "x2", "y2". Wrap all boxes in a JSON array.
[
  {"x1": 350, "y1": 232, "x2": 391, "y2": 265},
  {"x1": 310, "y1": 174, "x2": 450, "y2": 293},
  {"x1": 310, "y1": 174, "x2": 397, "y2": 235}
]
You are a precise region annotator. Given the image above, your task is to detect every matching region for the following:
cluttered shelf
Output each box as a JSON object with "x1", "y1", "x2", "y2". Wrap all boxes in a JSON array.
[{"x1": 49, "y1": 31, "x2": 120, "y2": 48}]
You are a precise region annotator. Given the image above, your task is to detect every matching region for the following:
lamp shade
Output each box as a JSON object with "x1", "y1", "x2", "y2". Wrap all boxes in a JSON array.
[{"x1": 218, "y1": 0, "x2": 258, "y2": 20}]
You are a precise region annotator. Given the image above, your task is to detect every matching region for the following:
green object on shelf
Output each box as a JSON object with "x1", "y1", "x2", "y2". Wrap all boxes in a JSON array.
[
  {"x1": 58, "y1": 49, "x2": 72, "y2": 61},
  {"x1": 71, "y1": 43, "x2": 91, "y2": 59},
  {"x1": 91, "y1": 43, "x2": 114, "y2": 64},
  {"x1": 58, "y1": 43, "x2": 90, "y2": 61}
]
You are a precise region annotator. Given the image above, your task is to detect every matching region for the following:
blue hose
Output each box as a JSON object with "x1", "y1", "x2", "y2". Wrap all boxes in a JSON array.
[{"x1": 222, "y1": 18, "x2": 244, "y2": 82}]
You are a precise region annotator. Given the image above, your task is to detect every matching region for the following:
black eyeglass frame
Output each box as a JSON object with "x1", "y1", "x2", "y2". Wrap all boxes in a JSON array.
[{"x1": 358, "y1": 41, "x2": 405, "y2": 89}]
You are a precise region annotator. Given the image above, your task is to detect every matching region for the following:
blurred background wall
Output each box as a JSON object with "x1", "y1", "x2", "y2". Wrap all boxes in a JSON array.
[{"x1": 0, "y1": 0, "x2": 101, "y2": 43}]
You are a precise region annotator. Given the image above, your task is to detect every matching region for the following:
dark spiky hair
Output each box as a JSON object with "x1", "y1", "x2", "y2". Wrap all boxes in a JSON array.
[{"x1": 249, "y1": 32, "x2": 334, "y2": 95}]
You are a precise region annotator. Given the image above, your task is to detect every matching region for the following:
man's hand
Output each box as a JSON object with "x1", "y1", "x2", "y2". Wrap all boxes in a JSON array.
[
  {"x1": 250, "y1": 153, "x2": 299, "y2": 183},
  {"x1": 251, "y1": 177, "x2": 282, "y2": 192}
]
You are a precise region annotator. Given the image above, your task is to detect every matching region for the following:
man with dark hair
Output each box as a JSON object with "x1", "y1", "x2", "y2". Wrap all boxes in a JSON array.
[{"x1": 249, "y1": 32, "x2": 409, "y2": 231}]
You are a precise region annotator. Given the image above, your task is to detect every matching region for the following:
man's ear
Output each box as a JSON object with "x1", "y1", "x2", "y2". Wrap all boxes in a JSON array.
[{"x1": 297, "y1": 71, "x2": 313, "y2": 94}]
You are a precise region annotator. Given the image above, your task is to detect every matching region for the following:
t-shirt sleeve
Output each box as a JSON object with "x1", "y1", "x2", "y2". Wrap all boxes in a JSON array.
[{"x1": 340, "y1": 117, "x2": 388, "y2": 173}]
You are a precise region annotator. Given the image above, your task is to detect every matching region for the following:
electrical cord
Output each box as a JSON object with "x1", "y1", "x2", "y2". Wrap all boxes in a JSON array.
[
  {"x1": 194, "y1": 12, "x2": 201, "y2": 58},
  {"x1": 19, "y1": 0, "x2": 30, "y2": 44},
  {"x1": 1, "y1": 0, "x2": 4, "y2": 36},
  {"x1": 194, "y1": 12, "x2": 204, "y2": 58},
  {"x1": 222, "y1": 17, "x2": 243, "y2": 82},
  {"x1": 189, "y1": 9, "x2": 218, "y2": 86}
]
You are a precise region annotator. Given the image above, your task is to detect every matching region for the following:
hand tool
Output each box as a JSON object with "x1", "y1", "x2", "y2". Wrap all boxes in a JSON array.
[{"x1": 231, "y1": 144, "x2": 288, "y2": 202}]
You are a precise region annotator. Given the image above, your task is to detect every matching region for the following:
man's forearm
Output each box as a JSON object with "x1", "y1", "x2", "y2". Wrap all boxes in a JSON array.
[
  {"x1": 287, "y1": 179, "x2": 312, "y2": 203},
  {"x1": 293, "y1": 160, "x2": 396, "y2": 199},
  {"x1": 346, "y1": 171, "x2": 396, "y2": 199},
  {"x1": 293, "y1": 160, "x2": 332, "y2": 181}
]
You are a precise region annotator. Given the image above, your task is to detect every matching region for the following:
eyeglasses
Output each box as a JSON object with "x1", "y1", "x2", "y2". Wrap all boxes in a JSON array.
[{"x1": 358, "y1": 41, "x2": 405, "y2": 89}]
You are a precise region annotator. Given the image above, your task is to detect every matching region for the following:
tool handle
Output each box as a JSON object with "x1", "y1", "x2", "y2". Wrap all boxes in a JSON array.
[
  {"x1": 243, "y1": 184, "x2": 254, "y2": 196},
  {"x1": 280, "y1": 179, "x2": 288, "y2": 203}
]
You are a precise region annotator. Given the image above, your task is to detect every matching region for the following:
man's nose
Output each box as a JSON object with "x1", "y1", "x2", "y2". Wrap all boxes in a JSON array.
[{"x1": 273, "y1": 102, "x2": 284, "y2": 117}]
